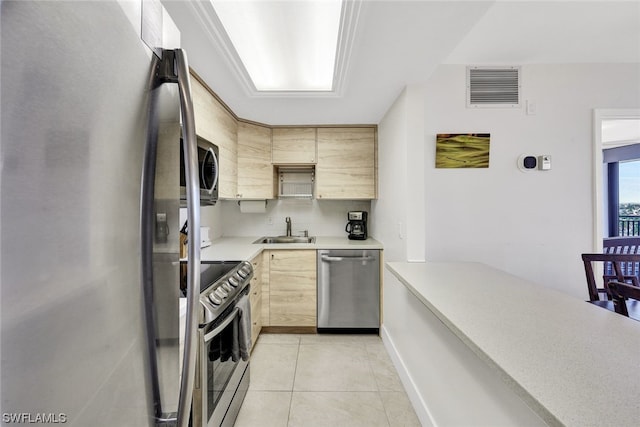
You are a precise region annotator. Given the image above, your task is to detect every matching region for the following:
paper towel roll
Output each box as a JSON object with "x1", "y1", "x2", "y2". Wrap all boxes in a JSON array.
[{"x1": 239, "y1": 200, "x2": 267, "y2": 213}]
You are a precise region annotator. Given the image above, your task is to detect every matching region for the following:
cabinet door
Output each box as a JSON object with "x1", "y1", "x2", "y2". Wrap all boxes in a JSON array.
[
  {"x1": 191, "y1": 75, "x2": 238, "y2": 199},
  {"x1": 272, "y1": 128, "x2": 317, "y2": 164},
  {"x1": 249, "y1": 253, "x2": 263, "y2": 349},
  {"x1": 237, "y1": 122, "x2": 274, "y2": 199},
  {"x1": 269, "y1": 250, "x2": 316, "y2": 326},
  {"x1": 261, "y1": 251, "x2": 270, "y2": 327},
  {"x1": 316, "y1": 127, "x2": 376, "y2": 199}
]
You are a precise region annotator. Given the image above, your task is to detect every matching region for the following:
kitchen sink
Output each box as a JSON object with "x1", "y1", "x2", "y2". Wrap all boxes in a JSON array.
[{"x1": 253, "y1": 236, "x2": 316, "y2": 244}]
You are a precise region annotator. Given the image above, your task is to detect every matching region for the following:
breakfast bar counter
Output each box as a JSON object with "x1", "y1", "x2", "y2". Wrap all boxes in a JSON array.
[{"x1": 383, "y1": 261, "x2": 640, "y2": 427}]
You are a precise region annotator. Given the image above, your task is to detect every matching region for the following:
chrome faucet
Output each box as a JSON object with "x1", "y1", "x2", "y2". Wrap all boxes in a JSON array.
[{"x1": 285, "y1": 217, "x2": 292, "y2": 236}]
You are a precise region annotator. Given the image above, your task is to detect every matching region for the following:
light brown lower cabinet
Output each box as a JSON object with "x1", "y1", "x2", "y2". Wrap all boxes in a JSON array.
[
  {"x1": 249, "y1": 253, "x2": 263, "y2": 350},
  {"x1": 265, "y1": 250, "x2": 317, "y2": 327}
]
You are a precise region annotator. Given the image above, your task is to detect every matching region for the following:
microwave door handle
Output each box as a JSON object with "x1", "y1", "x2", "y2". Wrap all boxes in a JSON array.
[
  {"x1": 203, "y1": 307, "x2": 240, "y2": 342},
  {"x1": 210, "y1": 147, "x2": 219, "y2": 191},
  {"x1": 175, "y1": 48, "x2": 201, "y2": 427}
]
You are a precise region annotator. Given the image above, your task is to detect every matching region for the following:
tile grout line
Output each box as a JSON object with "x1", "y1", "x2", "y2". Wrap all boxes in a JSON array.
[
  {"x1": 365, "y1": 342, "x2": 393, "y2": 427},
  {"x1": 286, "y1": 335, "x2": 301, "y2": 426}
]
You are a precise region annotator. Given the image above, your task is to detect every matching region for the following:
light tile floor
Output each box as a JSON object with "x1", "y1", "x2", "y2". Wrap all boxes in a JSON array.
[{"x1": 234, "y1": 333, "x2": 421, "y2": 427}]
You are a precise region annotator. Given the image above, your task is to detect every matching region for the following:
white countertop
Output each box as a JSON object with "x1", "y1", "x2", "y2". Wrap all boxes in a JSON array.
[
  {"x1": 198, "y1": 236, "x2": 383, "y2": 262},
  {"x1": 386, "y1": 261, "x2": 640, "y2": 427}
]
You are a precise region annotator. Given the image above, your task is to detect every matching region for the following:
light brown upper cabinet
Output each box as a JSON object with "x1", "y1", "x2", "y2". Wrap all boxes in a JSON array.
[
  {"x1": 237, "y1": 122, "x2": 274, "y2": 199},
  {"x1": 191, "y1": 75, "x2": 237, "y2": 199},
  {"x1": 272, "y1": 128, "x2": 317, "y2": 164},
  {"x1": 316, "y1": 127, "x2": 377, "y2": 199}
]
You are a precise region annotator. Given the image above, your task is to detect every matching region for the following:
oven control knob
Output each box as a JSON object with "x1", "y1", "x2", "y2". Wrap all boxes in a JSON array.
[
  {"x1": 237, "y1": 268, "x2": 249, "y2": 279},
  {"x1": 228, "y1": 276, "x2": 240, "y2": 287},
  {"x1": 222, "y1": 282, "x2": 233, "y2": 292},
  {"x1": 215, "y1": 287, "x2": 228, "y2": 298},
  {"x1": 208, "y1": 293, "x2": 222, "y2": 306}
]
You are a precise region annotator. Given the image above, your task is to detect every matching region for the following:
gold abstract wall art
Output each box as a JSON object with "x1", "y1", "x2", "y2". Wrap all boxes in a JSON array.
[{"x1": 435, "y1": 133, "x2": 490, "y2": 168}]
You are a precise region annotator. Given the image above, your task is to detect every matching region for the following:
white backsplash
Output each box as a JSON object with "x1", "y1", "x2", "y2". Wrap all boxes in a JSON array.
[
  {"x1": 219, "y1": 199, "x2": 371, "y2": 237},
  {"x1": 181, "y1": 199, "x2": 371, "y2": 240},
  {"x1": 180, "y1": 203, "x2": 225, "y2": 240}
]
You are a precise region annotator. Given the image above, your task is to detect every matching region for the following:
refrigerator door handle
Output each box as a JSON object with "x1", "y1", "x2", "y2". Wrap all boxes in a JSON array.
[
  {"x1": 174, "y1": 48, "x2": 201, "y2": 427},
  {"x1": 142, "y1": 48, "x2": 200, "y2": 427}
]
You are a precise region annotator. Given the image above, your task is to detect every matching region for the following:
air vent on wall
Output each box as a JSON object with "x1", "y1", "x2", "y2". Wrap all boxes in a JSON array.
[{"x1": 467, "y1": 66, "x2": 520, "y2": 108}]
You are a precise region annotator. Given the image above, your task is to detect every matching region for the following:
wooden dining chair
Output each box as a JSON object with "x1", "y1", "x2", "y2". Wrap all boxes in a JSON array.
[
  {"x1": 602, "y1": 237, "x2": 640, "y2": 284},
  {"x1": 607, "y1": 281, "x2": 640, "y2": 317},
  {"x1": 581, "y1": 253, "x2": 640, "y2": 301},
  {"x1": 603, "y1": 237, "x2": 640, "y2": 255}
]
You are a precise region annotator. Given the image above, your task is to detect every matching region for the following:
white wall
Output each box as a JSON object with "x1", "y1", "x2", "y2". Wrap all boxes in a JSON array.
[
  {"x1": 371, "y1": 84, "x2": 426, "y2": 262},
  {"x1": 180, "y1": 203, "x2": 224, "y2": 240},
  {"x1": 378, "y1": 63, "x2": 640, "y2": 299}
]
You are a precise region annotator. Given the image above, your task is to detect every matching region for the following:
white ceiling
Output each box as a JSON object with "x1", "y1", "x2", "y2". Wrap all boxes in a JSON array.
[{"x1": 162, "y1": 0, "x2": 640, "y2": 126}]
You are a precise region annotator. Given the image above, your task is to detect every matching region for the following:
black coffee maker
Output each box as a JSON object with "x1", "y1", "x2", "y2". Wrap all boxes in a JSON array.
[{"x1": 345, "y1": 211, "x2": 368, "y2": 240}]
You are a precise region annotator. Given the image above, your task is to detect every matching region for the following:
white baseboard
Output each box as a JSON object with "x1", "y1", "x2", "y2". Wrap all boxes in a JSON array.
[{"x1": 380, "y1": 325, "x2": 436, "y2": 427}]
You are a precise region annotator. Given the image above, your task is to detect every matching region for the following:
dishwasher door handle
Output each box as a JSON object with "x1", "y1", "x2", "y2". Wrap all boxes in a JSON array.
[{"x1": 320, "y1": 255, "x2": 375, "y2": 262}]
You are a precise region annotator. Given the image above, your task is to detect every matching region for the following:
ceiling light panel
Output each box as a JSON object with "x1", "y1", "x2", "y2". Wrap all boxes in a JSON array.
[{"x1": 211, "y1": 0, "x2": 342, "y2": 92}]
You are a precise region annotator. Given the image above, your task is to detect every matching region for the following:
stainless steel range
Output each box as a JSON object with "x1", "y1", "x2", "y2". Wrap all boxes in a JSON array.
[{"x1": 189, "y1": 260, "x2": 253, "y2": 427}]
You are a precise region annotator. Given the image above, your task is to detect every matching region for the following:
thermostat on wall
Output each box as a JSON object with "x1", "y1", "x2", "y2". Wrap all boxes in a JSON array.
[
  {"x1": 538, "y1": 155, "x2": 551, "y2": 170},
  {"x1": 518, "y1": 155, "x2": 537, "y2": 172},
  {"x1": 518, "y1": 154, "x2": 552, "y2": 172}
]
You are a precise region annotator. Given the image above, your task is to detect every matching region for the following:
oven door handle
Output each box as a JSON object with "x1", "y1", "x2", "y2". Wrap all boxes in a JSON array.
[{"x1": 204, "y1": 307, "x2": 240, "y2": 342}]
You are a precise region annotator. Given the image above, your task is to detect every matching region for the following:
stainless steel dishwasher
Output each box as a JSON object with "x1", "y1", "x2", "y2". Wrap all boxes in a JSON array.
[{"x1": 317, "y1": 249, "x2": 380, "y2": 333}]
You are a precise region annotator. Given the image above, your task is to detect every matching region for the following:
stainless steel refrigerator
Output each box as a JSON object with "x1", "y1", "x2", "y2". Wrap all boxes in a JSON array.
[{"x1": 1, "y1": 1, "x2": 202, "y2": 426}]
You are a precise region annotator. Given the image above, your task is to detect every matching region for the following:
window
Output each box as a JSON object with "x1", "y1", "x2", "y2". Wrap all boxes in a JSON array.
[
  {"x1": 618, "y1": 159, "x2": 640, "y2": 236},
  {"x1": 604, "y1": 144, "x2": 640, "y2": 237}
]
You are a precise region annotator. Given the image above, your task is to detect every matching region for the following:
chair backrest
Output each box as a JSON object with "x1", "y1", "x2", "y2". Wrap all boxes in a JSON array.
[
  {"x1": 601, "y1": 237, "x2": 640, "y2": 289},
  {"x1": 603, "y1": 237, "x2": 640, "y2": 254},
  {"x1": 581, "y1": 253, "x2": 640, "y2": 301},
  {"x1": 607, "y1": 281, "x2": 640, "y2": 317}
]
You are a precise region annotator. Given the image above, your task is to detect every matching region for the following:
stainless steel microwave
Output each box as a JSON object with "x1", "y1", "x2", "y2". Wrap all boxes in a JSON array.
[{"x1": 180, "y1": 136, "x2": 219, "y2": 206}]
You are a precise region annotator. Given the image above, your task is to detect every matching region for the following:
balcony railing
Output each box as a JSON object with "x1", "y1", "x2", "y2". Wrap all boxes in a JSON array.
[{"x1": 619, "y1": 216, "x2": 640, "y2": 236}]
